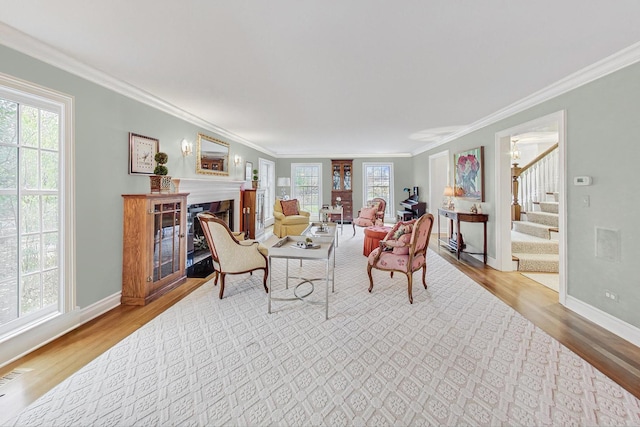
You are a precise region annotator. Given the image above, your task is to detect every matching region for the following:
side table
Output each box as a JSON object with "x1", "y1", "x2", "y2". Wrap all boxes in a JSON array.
[{"x1": 319, "y1": 206, "x2": 344, "y2": 234}]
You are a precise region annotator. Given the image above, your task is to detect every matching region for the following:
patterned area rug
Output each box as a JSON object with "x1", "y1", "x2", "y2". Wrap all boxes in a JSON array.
[{"x1": 9, "y1": 231, "x2": 640, "y2": 426}]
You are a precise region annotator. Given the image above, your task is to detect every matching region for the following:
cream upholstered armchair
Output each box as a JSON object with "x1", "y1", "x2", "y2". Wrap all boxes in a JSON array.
[
  {"x1": 273, "y1": 198, "x2": 310, "y2": 238},
  {"x1": 353, "y1": 197, "x2": 386, "y2": 235},
  {"x1": 367, "y1": 213, "x2": 434, "y2": 303},
  {"x1": 197, "y1": 212, "x2": 268, "y2": 299}
]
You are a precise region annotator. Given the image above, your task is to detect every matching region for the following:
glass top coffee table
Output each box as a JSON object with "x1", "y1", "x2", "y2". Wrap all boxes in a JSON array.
[{"x1": 267, "y1": 225, "x2": 336, "y2": 320}]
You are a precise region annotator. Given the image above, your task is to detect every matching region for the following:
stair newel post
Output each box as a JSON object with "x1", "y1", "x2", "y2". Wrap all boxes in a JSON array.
[{"x1": 512, "y1": 163, "x2": 522, "y2": 222}]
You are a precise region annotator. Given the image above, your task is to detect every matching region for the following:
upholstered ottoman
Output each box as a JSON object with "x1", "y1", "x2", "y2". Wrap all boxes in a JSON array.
[{"x1": 363, "y1": 225, "x2": 392, "y2": 256}]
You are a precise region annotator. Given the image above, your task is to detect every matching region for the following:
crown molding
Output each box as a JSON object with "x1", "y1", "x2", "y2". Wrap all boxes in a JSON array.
[
  {"x1": 276, "y1": 152, "x2": 413, "y2": 159},
  {"x1": 0, "y1": 23, "x2": 276, "y2": 158},
  {"x1": 412, "y1": 40, "x2": 640, "y2": 156}
]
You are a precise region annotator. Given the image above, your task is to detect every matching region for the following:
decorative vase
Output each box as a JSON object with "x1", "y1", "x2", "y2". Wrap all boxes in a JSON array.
[
  {"x1": 171, "y1": 178, "x2": 181, "y2": 193},
  {"x1": 150, "y1": 175, "x2": 172, "y2": 193},
  {"x1": 252, "y1": 180, "x2": 258, "y2": 189}
]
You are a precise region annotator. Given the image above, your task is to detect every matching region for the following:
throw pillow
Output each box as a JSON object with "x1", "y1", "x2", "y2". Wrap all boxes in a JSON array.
[
  {"x1": 392, "y1": 233, "x2": 411, "y2": 255},
  {"x1": 360, "y1": 206, "x2": 377, "y2": 220},
  {"x1": 280, "y1": 199, "x2": 299, "y2": 216}
]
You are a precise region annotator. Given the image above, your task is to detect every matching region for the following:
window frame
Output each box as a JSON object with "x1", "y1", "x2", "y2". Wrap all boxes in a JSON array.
[
  {"x1": 0, "y1": 72, "x2": 75, "y2": 342},
  {"x1": 290, "y1": 162, "x2": 323, "y2": 215},
  {"x1": 362, "y1": 162, "x2": 394, "y2": 219}
]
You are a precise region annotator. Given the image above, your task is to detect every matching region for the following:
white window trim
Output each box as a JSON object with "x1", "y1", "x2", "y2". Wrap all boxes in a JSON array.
[
  {"x1": 259, "y1": 157, "x2": 275, "y2": 226},
  {"x1": 0, "y1": 72, "x2": 76, "y2": 342},
  {"x1": 362, "y1": 162, "x2": 394, "y2": 218},
  {"x1": 291, "y1": 162, "x2": 323, "y2": 213}
]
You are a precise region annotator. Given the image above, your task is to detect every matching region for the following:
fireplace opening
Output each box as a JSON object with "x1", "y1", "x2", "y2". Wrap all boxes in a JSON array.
[{"x1": 186, "y1": 199, "x2": 234, "y2": 278}]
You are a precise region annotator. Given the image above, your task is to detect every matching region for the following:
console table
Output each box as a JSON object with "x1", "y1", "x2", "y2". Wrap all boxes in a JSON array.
[{"x1": 437, "y1": 208, "x2": 489, "y2": 264}]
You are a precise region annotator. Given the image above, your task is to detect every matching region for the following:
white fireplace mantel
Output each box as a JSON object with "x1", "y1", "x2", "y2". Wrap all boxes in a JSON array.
[{"x1": 177, "y1": 178, "x2": 248, "y2": 230}]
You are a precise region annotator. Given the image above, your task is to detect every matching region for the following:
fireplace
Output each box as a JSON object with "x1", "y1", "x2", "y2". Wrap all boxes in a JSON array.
[{"x1": 186, "y1": 200, "x2": 234, "y2": 278}]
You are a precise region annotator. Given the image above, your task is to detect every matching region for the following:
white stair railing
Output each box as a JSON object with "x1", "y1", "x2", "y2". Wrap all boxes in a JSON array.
[{"x1": 512, "y1": 144, "x2": 558, "y2": 219}]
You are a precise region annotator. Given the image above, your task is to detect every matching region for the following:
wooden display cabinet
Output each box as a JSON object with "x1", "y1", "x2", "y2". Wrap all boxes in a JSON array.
[
  {"x1": 240, "y1": 188, "x2": 265, "y2": 240},
  {"x1": 121, "y1": 193, "x2": 189, "y2": 305},
  {"x1": 331, "y1": 159, "x2": 353, "y2": 222}
]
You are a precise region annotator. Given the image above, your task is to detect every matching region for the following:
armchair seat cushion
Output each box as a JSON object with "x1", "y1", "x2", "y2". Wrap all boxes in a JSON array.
[
  {"x1": 278, "y1": 214, "x2": 310, "y2": 225},
  {"x1": 353, "y1": 217, "x2": 375, "y2": 227},
  {"x1": 367, "y1": 248, "x2": 425, "y2": 272}
]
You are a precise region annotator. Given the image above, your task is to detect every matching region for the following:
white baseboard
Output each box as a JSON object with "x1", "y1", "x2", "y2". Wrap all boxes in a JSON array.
[
  {"x1": 0, "y1": 292, "x2": 121, "y2": 368},
  {"x1": 566, "y1": 295, "x2": 640, "y2": 348}
]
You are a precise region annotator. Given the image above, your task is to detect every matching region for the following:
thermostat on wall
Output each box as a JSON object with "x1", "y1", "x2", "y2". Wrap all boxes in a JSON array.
[{"x1": 574, "y1": 176, "x2": 592, "y2": 186}]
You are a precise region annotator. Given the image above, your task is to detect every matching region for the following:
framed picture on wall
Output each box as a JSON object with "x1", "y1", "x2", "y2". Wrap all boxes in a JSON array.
[
  {"x1": 129, "y1": 133, "x2": 159, "y2": 175},
  {"x1": 454, "y1": 146, "x2": 484, "y2": 201}
]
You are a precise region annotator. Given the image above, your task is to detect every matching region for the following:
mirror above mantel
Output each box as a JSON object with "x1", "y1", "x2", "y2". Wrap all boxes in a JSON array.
[{"x1": 196, "y1": 133, "x2": 229, "y2": 176}]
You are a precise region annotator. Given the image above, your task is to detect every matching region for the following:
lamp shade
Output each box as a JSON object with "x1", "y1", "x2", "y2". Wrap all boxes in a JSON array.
[
  {"x1": 443, "y1": 186, "x2": 455, "y2": 197},
  {"x1": 277, "y1": 177, "x2": 291, "y2": 187}
]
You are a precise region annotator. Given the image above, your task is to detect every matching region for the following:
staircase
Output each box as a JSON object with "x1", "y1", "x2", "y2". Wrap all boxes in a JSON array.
[{"x1": 512, "y1": 192, "x2": 559, "y2": 273}]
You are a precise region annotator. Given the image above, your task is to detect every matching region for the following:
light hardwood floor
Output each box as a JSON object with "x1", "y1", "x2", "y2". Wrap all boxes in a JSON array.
[{"x1": 1, "y1": 239, "x2": 639, "y2": 424}]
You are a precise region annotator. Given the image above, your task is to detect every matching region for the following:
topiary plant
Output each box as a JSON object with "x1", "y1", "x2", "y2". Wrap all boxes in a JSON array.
[
  {"x1": 154, "y1": 152, "x2": 168, "y2": 175},
  {"x1": 252, "y1": 169, "x2": 258, "y2": 181}
]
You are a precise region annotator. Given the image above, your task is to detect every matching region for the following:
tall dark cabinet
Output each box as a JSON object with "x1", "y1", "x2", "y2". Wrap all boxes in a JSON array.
[
  {"x1": 331, "y1": 159, "x2": 353, "y2": 222},
  {"x1": 240, "y1": 188, "x2": 265, "y2": 240}
]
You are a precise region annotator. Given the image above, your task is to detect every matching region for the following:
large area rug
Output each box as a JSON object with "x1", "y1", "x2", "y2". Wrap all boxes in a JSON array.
[{"x1": 8, "y1": 230, "x2": 640, "y2": 426}]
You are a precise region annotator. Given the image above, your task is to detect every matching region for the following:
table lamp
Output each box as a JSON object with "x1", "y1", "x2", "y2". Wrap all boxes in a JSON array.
[
  {"x1": 443, "y1": 186, "x2": 455, "y2": 209},
  {"x1": 277, "y1": 177, "x2": 291, "y2": 200}
]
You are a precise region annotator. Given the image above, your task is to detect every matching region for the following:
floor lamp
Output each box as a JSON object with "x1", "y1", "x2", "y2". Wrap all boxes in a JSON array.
[{"x1": 277, "y1": 177, "x2": 291, "y2": 200}]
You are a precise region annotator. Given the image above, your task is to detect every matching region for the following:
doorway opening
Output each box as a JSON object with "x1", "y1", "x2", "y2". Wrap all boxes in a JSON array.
[{"x1": 494, "y1": 110, "x2": 567, "y2": 304}]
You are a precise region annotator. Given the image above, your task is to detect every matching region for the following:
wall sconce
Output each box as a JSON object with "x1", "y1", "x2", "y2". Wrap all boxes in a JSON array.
[
  {"x1": 181, "y1": 138, "x2": 193, "y2": 157},
  {"x1": 277, "y1": 177, "x2": 291, "y2": 200},
  {"x1": 234, "y1": 154, "x2": 242, "y2": 166},
  {"x1": 510, "y1": 138, "x2": 521, "y2": 162}
]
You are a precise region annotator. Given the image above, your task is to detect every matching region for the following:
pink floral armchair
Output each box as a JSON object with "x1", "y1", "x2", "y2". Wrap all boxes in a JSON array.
[
  {"x1": 352, "y1": 197, "x2": 386, "y2": 235},
  {"x1": 366, "y1": 213, "x2": 434, "y2": 303}
]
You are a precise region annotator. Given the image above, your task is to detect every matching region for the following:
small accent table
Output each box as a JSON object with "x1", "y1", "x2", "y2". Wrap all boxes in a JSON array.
[
  {"x1": 267, "y1": 228, "x2": 336, "y2": 320},
  {"x1": 319, "y1": 206, "x2": 343, "y2": 234},
  {"x1": 437, "y1": 208, "x2": 489, "y2": 264},
  {"x1": 363, "y1": 225, "x2": 392, "y2": 256}
]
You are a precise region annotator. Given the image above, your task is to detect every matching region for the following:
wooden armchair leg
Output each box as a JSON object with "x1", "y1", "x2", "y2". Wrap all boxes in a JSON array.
[
  {"x1": 421, "y1": 265, "x2": 427, "y2": 289},
  {"x1": 407, "y1": 274, "x2": 413, "y2": 304},
  {"x1": 218, "y1": 273, "x2": 226, "y2": 299},
  {"x1": 262, "y1": 268, "x2": 269, "y2": 293},
  {"x1": 367, "y1": 264, "x2": 374, "y2": 292}
]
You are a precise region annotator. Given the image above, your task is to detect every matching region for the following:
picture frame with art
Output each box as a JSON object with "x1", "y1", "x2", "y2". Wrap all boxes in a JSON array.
[
  {"x1": 129, "y1": 133, "x2": 159, "y2": 175},
  {"x1": 454, "y1": 146, "x2": 484, "y2": 201}
]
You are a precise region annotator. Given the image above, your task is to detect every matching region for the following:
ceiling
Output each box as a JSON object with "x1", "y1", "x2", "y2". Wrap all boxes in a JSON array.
[{"x1": 2, "y1": 1, "x2": 640, "y2": 158}]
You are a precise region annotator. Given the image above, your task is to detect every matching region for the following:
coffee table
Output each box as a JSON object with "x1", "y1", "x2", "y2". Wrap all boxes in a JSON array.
[
  {"x1": 303, "y1": 221, "x2": 339, "y2": 247},
  {"x1": 267, "y1": 231, "x2": 336, "y2": 320}
]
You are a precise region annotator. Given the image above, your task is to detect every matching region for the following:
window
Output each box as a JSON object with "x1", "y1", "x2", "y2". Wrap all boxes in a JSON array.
[
  {"x1": 291, "y1": 163, "x2": 322, "y2": 215},
  {"x1": 362, "y1": 162, "x2": 394, "y2": 218},
  {"x1": 258, "y1": 158, "x2": 275, "y2": 225},
  {"x1": 0, "y1": 75, "x2": 74, "y2": 340}
]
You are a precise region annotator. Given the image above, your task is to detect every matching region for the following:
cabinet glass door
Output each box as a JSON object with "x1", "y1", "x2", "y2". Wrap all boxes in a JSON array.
[{"x1": 152, "y1": 201, "x2": 182, "y2": 282}]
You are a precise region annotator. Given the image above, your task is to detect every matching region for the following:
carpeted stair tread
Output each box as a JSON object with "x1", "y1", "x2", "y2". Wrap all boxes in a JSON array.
[
  {"x1": 526, "y1": 211, "x2": 558, "y2": 227},
  {"x1": 512, "y1": 238, "x2": 558, "y2": 254},
  {"x1": 539, "y1": 201, "x2": 559, "y2": 214},
  {"x1": 513, "y1": 252, "x2": 559, "y2": 273},
  {"x1": 512, "y1": 221, "x2": 553, "y2": 239}
]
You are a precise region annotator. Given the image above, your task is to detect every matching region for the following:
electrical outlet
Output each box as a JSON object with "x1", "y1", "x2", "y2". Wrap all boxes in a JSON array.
[{"x1": 605, "y1": 290, "x2": 618, "y2": 302}]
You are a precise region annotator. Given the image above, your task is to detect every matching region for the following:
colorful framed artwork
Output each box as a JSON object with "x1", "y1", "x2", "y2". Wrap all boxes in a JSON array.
[
  {"x1": 454, "y1": 146, "x2": 484, "y2": 201},
  {"x1": 129, "y1": 133, "x2": 159, "y2": 175}
]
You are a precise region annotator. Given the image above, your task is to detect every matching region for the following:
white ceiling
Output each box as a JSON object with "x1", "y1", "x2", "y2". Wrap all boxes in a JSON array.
[{"x1": 2, "y1": 1, "x2": 640, "y2": 157}]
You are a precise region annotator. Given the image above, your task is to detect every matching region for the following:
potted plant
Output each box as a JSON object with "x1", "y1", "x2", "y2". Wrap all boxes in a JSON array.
[
  {"x1": 252, "y1": 169, "x2": 259, "y2": 189},
  {"x1": 150, "y1": 152, "x2": 171, "y2": 193}
]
